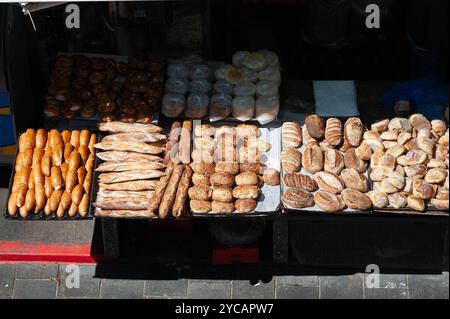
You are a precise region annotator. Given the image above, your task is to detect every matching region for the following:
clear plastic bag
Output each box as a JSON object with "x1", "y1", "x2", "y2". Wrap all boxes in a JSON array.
[
  {"x1": 162, "y1": 94, "x2": 186, "y2": 118},
  {"x1": 189, "y1": 64, "x2": 211, "y2": 80},
  {"x1": 186, "y1": 93, "x2": 209, "y2": 119},
  {"x1": 256, "y1": 96, "x2": 280, "y2": 125},
  {"x1": 213, "y1": 80, "x2": 234, "y2": 95},
  {"x1": 234, "y1": 81, "x2": 257, "y2": 97},
  {"x1": 165, "y1": 78, "x2": 189, "y2": 95},
  {"x1": 232, "y1": 96, "x2": 255, "y2": 122},
  {"x1": 190, "y1": 79, "x2": 212, "y2": 94},
  {"x1": 210, "y1": 93, "x2": 233, "y2": 122},
  {"x1": 167, "y1": 63, "x2": 189, "y2": 79}
]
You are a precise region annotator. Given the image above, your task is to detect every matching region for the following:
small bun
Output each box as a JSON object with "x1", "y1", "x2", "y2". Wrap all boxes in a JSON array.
[{"x1": 235, "y1": 199, "x2": 257, "y2": 213}]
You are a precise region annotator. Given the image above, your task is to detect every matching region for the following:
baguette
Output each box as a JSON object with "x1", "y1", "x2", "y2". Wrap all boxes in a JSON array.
[
  {"x1": 41, "y1": 150, "x2": 52, "y2": 176},
  {"x1": 22, "y1": 128, "x2": 36, "y2": 150},
  {"x1": 95, "y1": 161, "x2": 165, "y2": 172},
  {"x1": 68, "y1": 202, "x2": 78, "y2": 218},
  {"x1": 169, "y1": 122, "x2": 182, "y2": 141},
  {"x1": 96, "y1": 151, "x2": 163, "y2": 163},
  {"x1": 65, "y1": 169, "x2": 78, "y2": 193},
  {"x1": 159, "y1": 165, "x2": 185, "y2": 219},
  {"x1": 60, "y1": 191, "x2": 72, "y2": 210},
  {"x1": 88, "y1": 133, "x2": 97, "y2": 154},
  {"x1": 172, "y1": 166, "x2": 193, "y2": 218},
  {"x1": 19, "y1": 205, "x2": 30, "y2": 218},
  {"x1": 98, "y1": 180, "x2": 159, "y2": 191},
  {"x1": 50, "y1": 166, "x2": 63, "y2": 190},
  {"x1": 56, "y1": 201, "x2": 66, "y2": 218},
  {"x1": 95, "y1": 198, "x2": 147, "y2": 210},
  {"x1": 61, "y1": 130, "x2": 71, "y2": 144},
  {"x1": 36, "y1": 129, "x2": 47, "y2": 149},
  {"x1": 77, "y1": 166, "x2": 86, "y2": 185},
  {"x1": 83, "y1": 170, "x2": 92, "y2": 193},
  {"x1": 64, "y1": 143, "x2": 73, "y2": 163},
  {"x1": 78, "y1": 193, "x2": 89, "y2": 217},
  {"x1": 15, "y1": 183, "x2": 27, "y2": 208},
  {"x1": 78, "y1": 146, "x2": 89, "y2": 164},
  {"x1": 7, "y1": 193, "x2": 18, "y2": 216},
  {"x1": 61, "y1": 162, "x2": 69, "y2": 183},
  {"x1": 179, "y1": 120, "x2": 192, "y2": 164},
  {"x1": 98, "y1": 190, "x2": 154, "y2": 199},
  {"x1": 95, "y1": 209, "x2": 155, "y2": 218},
  {"x1": 71, "y1": 184, "x2": 84, "y2": 205},
  {"x1": 148, "y1": 166, "x2": 174, "y2": 213},
  {"x1": 16, "y1": 148, "x2": 33, "y2": 167},
  {"x1": 70, "y1": 130, "x2": 80, "y2": 149},
  {"x1": 28, "y1": 171, "x2": 35, "y2": 190},
  {"x1": 94, "y1": 141, "x2": 164, "y2": 155},
  {"x1": 34, "y1": 183, "x2": 46, "y2": 213},
  {"x1": 32, "y1": 148, "x2": 44, "y2": 167},
  {"x1": 98, "y1": 121, "x2": 163, "y2": 134},
  {"x1": 80, "y1": 129, "x2": 90, "y2": 147},
  {"x1": 98, "y1": 170, "x2": 164, "y2": 184},
  {"x1": 49, "y1": 129, "x2": 62, "y2": 150},
  {"x1": 44, "y1": 176, "x2": 53, "y2": 198},
  {"x1": 102, "y1": 132, "x2": 167, "y2": 143},
  {"x1": 49, "y1": 189, "x2": 62, "y2": 213}
]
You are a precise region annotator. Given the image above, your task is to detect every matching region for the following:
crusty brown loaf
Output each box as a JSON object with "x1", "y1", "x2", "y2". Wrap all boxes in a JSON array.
[
  {"x1": 211, "y1": 201, "x2": 235, "y2": 213},
  {"x1": 169, "y1": 166, "x2": 192, "y2": 216},
  {"x1": 314, "y1": 190, "x2": 344, "y2": 212},
  {"x1": 281, "y1": 148, "x2": 302, "y2": 173},
  {"x1": 340, "y1": 168, "x2": 369, "y2": 193},
  {"x1": 232, "y1": 185, "x2": 260, "y2": 199},
  {"x1": 282, "y1": 122, "x2": 302, "y2": 148},
  {"x1": 305, "y1": 115, "x2": 325, "y2": 140},
  {"x1": 282, "y1": 188, "x2": 314, "y2": 209},
  {"x1": 344, "y1": 148, "x2": 368, "y2": 173},
  {"x1": 212, "y1": 187, "x2": 233, "y2": 203},
  {"x1": 263, "y1": 168, "x2": 280, "y2": 186},
  {"x1": 210, "y1": 172, "x2": 235, "y2": 187},
  {"x1": 235, "y1": 171, "x2": 259, "y2": 186},
  {"x1": 283, "y1": 173, "x2": 317, "y2": 192},
  {"x1": 325, "y1": 118, "x2": 342, "y2": 147},
  {"x1": 188, "y1": 186, "x2": 212, "y2": 201},
  {"x1": 315, "y1": 172, "x2": 345, "y2": 194},
  {"x1": 159, "y1": 165, "x2": 185, "y2": 219},
  {"x1": 324, "y1": 149, "x2": 345, "y2": 175},
  {"x1": 302, "y1": 146, "x2": 324, "y2": 174},
  {"x1": 344, "y1": 117, "x2": 364, "y2": 147},
  {"x1": 341, "y1": 189, "x2": 372, "y2": 210},
  {"x1": 235, "y1": 199, "x2": 257, "y2": 213},
  {"x1": 190, "y1": 200, "x2": 211, "y2": 213},
  {"x1": 302, "y1": 124, "x2": 318, "y2": 148}
]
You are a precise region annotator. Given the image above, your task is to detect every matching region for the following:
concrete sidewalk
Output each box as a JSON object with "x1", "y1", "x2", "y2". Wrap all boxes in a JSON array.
[{"x1": 0, "y1": 263, "x2": 448, "y2": 299}]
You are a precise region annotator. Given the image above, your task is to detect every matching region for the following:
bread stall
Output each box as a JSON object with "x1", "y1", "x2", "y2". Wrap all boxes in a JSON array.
[{"x1": 1, "y1": 0, "x2": 448, "y2": 270}]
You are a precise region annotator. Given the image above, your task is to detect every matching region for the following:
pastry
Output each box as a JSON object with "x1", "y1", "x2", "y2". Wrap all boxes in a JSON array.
[
  {"x1": 341, "y1": 189, "x2": 372, "y2": 210},
  {"x1": 302, "y1": 146, "x2": 323, "y2": 174},
  {"x1": 341, "y1": 168, "x2": 369, "y2": 192},
  {"x1": 315, "y1": 172, "x2": 345, "y2": 194},
  {"x1": 314, "y1": 190, "x2": 343, "y2": 212},
  {"x1": 305, "y1": 115, "x2": 325, "y2": 140},
  {"x1": 232, "y1": 185, "x2": 260, "y2": 199},
  {"x1": 282, "y1": 188, "x2": 314, "y2": 209},
  {"x1": 325, "y1": 118, "x2": 342, "y2": 146},
  {"x1": 235, "y1": 199, "x2": 257, "y2": 213},
  {"x1": 344, "y1": 117, "x2": 364, "y2": 147},
  {"x1": 283, "y1": 173, "x2": 317, "y2": 192},
  {"x1": 281, "y1": 148, "x2": 302, "y2": 172},
  {"x1": 263, "y1": 169, "x2": 280, "y2": 186}
]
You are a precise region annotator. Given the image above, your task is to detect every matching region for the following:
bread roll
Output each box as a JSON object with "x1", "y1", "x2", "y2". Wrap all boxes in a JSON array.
[
  {"x1": 211, "y1": 201, "x2": 235, "y2": 213},
  {"x1": 50, "y1": 166, "x2": 63, "y2": 190},
  {"x1": 413, "y1": 179, "x2": 435, "y2": 199},
  {"x1": 190, "y1": 200, "x2": 211, "y2": 213},
  {"x1": 324, "y1": 149, "x2": 345, "y2": 175},
  {"x1": 341, "y1": 189, "x2": 372, "y2": 210},
  {"x1": 315, "y1": 172, "x2": 345, "y2": 194},
  {"x1": 210, "y1": 172, "x2": 235, "y2": 187},
  {"x1": 364, "y1": 138, "x2": 384, "y2": 152},
  {"x1": 36, "y1": 129, "x2": 47, "y2": 149},
  {"x1": 15, "y1": 148, "x2": 33, "y2": 168},
  {"x1": 405, "y1": 165, "x2": 427, "y2": 179},
  {"x1": 243, "y1": 52, "x2": 267, "y2": 71},
  {"x1": 431, "y1": 198, "x2": 449, "y2": 210},
  {"x1": 344, "y1": 118, "x2": 364, "y2": 147},
  {"x1": 305, "y1": 115, "x2": 325, "y2": 140},
  {"x1": 263, "y1": 168, "x2": 280, "y2": 186},
  {"x1": 407, "y1": 196, "x2": 426, "y2": 211},
  {"x1": 235, "y1": 171, "x2": 259, "y2": 186},
  {"x1": 212, "y1": 187, "x2": 233, "y2": 203},
  {"x1": 281, "y1": 148, "x2": 302, "y2": 173},
  {"x1": 325, "y1": 118, "x2": 342, "y2": 146},
  {"x1": 388, "y1": 193, "x2": 407, "y2": 209},
  {"x1": 34, "y1": 184, "x2": 46, "y2": 213},
  {"x1": 341, "y1": 168, "x2": 369, "y2": 193},
  {"x1": 188, "y1": 186, "x2": 212, "y2": 201},
  {"x1": 388, "y1": 117, "x2": 412, "y2": 132},
  {"x1": 232, "y1": 185, "x2": 259, "y2": 199},
  {"x1": 282, "y1": 188, "x2": 314, "y2": 209},
  {"x1": 371, "y1": 119, "x2": 389, "y2": 133},
  {"x1": 258, "y1": 66, "x2": 281, "y2": 83},
  {"x1": 314, "y1": 191, "x2": 343, "y2": 212},
  {"x1": 185, "y1": 93, "x2": 209, "y2": 119},
  {"x1": 283, "y1": 173, "x2": 317, "y2": 191},
  {"x1": 215, "y1": 162, "x2": 239, "y2": 175},
  {"x1": 255, "y1": 96, "x2": 279, "y2": 125},
  {"x1": 302, "y1": 146, "x2": 323, "y2": 174},
  {"x1": 232, "y1": 96, "x2": 255, "y2": 122},
  {"x1": 367, "y1": 190, "x2": 389, "y2": 208},
  {"x1": 162, "y1": 94, "x2": 186, "y2": 118},
  {"x1": 380, "y1": 131, "x2": 398, "y2": 141},
  {"x1": 282, "y1": 122, "x2": 302, "y2": 148},
  {"x1": 210, "y1": 93, "x2": 232, "y2": 122},
  {"x1": 355, "y1": 143, "x2": 372, "y2": 161},
  {"x1": 409, "y1": 114, "x2": 431, "y2": 131},
  {"x1": 235, "y1": 199, "x2": 257, "y2": 213},
  {"x1": 425, "y1": 168, "x2": 447, "y2": 184},
  {"x1": 344, "y1": 148, "x2": 368, "y2": 173}
]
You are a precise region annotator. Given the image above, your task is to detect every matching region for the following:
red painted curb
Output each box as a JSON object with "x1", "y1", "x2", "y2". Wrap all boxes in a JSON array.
[{"x1": 0, "y1": 240, "x2": 100, "y2": 264}]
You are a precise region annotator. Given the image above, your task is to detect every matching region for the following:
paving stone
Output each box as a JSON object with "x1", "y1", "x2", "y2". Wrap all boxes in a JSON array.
[
  {"x1": 276, "y1": 276, "x2": 318, "y2": 287},
  {"x1": 363, "y1": 274, "x2": 407, "y2": 289},
  {"x1": 232, "y1": 280, "x2": 275, "y2": 299},
  {"x1": 365, "y1": 288, "x2": 408, "y2": 299},
  {"x1": 276, "y1": 285, "x2": 319, "y2": 299},
  {"x1": 100, "y1": 279, "x2": 145, "y2": 299},
  {"x1": 0, "y1": 264, "x2": 16, "y2": 298},
  {"x1": 57, "y1": 265, "x2": 101, "y2": 299},
  {"x1": 144, "y1": 279, "x2": 188, "y2": 298},
  {"x1": 13, "y1": 279, "x2": 57, "y2": 299},
  {"x1": 320, "y1": 275, "x2": 364, "y2": 299},
  {"x1": 187, "y1": 280, "x2": 231, "y2": 299},
  {"x1": 17, "y1": 264, "x2": 58, "y2": 280},
  {"x1": 408, "y1": 274, "x2": 449, "y2": 299}
]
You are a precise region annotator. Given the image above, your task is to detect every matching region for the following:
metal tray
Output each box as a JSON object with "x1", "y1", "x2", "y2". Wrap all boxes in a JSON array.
[{"x1": 4, "y1": 129, "x2": 95, "y2": 220}]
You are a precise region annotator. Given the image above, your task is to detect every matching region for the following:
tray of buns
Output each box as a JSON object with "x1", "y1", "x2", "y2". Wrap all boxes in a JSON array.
[
  {"x1": 186, "y1": 121, "x2": 281, "y2": 217},
  {"x1": 43, "y1": 53, "x2": 164, "y2": 124},
  {"x1": 91, "y1": 121, "x2": 170, "y2": 219},
  {"x1": 280, "y1": 115, "x2": 373, "y2": 214},
  {"x1": 4, "y1": 128, "x2": 96, "y2": 220},
  {"x1": 162, "y1": 50, "x2": 280, "y2": 125},
  {"x1": 365, "y1": 116, "x2": 449, "y2": 216}
]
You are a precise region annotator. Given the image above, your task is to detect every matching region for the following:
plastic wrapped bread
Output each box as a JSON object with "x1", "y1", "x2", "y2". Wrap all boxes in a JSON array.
[
  {"x1": 241, "y1": 68, "x2": 258, "y2": 83},
  {"x1": 162, "y1": 94, "x2": 186, "y2": 118},
  {"x1": 255, "y1": 96, "x2": 280, "y2": 125},
  {"x1": 259, "y1": 50, "x2": 279, "y2": 67},
  {"x1": 256, "y1": 80, "x2": 279, "y2": 97},
  {"x1": 165, "y1": 78, "x2": 189, "y2": 95},
  {"x1": 167, "y1": 63, "x2": 189, "y2": 79},
  {"x1": 190, "y1": 79, "x2": 212, "y2": 94},
  {"x1": 185, "y1": 93, "x2": 209, "y2": 119},
  {"x1": 215, "y1": 65, "x2": 233, "y2": 81},
  {"x1": 210, "y1": 93, "x2": 232, "y2": 122},
  {"x1": 213, "y1": 80, "x2": 234, "y2": 95},
  {"x1": 234, "y1": 81, "x2": 256, "y2": 97},
  {"x1": 189, "y1": 64, "x2": 211, "y2": 80},
  {"x1": 242, "y1": 52, "x2": 268, "y2": 71},
  {"x1": 258, "y1": 66, "x2": 281, "y2": 84},
  {"x1": 232, "y1": 51, "x2": 249, "y2": 68},
  {"x1": 232, "y1": 96, "x2": 255, "y2": 122}
]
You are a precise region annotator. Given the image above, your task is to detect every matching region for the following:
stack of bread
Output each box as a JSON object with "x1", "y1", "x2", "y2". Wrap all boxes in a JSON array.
[
  {"x1": 188, "y1": 123, "x2": 278, "y2": 214},
  {"x1": 162, "y1": 54, "x2": 212, "y2": 119},
  {"x1": 117, "y1": 58, "x2": 165, "y2": 123},
  {"x1": 212, "y1": 50, "x2": 280, "y2": 124},
  {"x1": 366, "y1": 115, "x2": 449, "y2": 211},
  {"x1": 94, "y1": 122, "x2": 167, "y2": 218},
  {"x1": 8, "y1": 128, "x2": 95, "y2": 218},
  {"x1": 281, "y1": 115, "x2": 373, "y2": 212}
]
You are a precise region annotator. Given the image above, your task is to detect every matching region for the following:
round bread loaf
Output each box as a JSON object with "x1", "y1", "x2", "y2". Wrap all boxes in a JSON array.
[
  {"x1": 282, "y1": 188, "x2": 314, "y2": 209},
  {"x1": 212, "y1": 188, "x2": 233, "y2": 203},
  {"x1": 302, "y1": 146, "x2": 324, "y2": 174},
  {"x1": 235, "y1": 199, "x2": 257, "y2": 213},
  {"x1": 263, "y1": 168, "x2": 280, "y2": 186},
  {"x1": 314, "y1": 190, "x2": 344, "y2": 212},
  {"x1": 232, "y1": 185, "x2": 260, "y2": 199},
  {"x1": 211, "y1": 201, "x2": 235, "y2": 213},
  {"x1": 190, "y1": 200, "x2": 211, "y2": 213},
  {"x1": 341, "y1": 189, "x2": 372, "y2": 210},
  {"x1": 281, "y1": 148, "x2": 302, "y2": 172},
  {"x1": 305, "y1": 115, "x2": 325, "y2": 140},
  {"x1": 188, "y1": 186, "x2": 212, "y2": 201},
  {"x1": 210, "y1": 172, "x2": 235, "y2": 187},
  {"x1": 192, "y1": 173, "x2": 210, "y2": 187}
]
